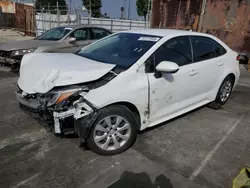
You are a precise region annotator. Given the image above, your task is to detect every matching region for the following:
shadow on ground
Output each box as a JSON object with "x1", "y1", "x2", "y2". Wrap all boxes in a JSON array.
[{"x1": 107, "y1": 171, "x2": 173, "y2": 188}]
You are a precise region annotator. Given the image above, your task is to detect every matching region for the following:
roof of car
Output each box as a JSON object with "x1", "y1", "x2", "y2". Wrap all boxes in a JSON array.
[
  {"x1": 121, "y1": 29, "x2": 214, "y2": 38},
  {"x1": 57, "y1": 25, "x2": 110, "y2": 30}
]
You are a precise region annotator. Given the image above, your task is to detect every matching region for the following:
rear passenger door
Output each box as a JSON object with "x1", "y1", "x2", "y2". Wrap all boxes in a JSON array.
[{"x1": 190, "y1": 36, "x2": 226, "y2": 99}]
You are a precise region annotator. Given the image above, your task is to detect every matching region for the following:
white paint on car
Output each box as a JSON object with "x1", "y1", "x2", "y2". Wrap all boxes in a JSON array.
[
  {"x1": 17, "y1": 29, "x2": 241, "y2": 149},
  {"x1": 18, "y1": 53, "x2": 115, "y2": 94}
]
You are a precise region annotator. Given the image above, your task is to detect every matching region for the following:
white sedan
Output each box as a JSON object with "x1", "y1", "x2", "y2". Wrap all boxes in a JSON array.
[{"x1": 16, "y1": 29, "x2": 240, "y2": 155}]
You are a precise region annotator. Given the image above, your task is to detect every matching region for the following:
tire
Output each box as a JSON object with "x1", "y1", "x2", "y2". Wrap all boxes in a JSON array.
[
  {"x1": 209, "y1": 76, "x2": 234, "y2": 109},
  {"x1": 86, "y1": 105, "x2": 138, "y2": 156}
]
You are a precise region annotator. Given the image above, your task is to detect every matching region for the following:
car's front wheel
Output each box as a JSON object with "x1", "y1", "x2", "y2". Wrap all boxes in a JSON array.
[{"x1": 86, "y1": 105, "x2": 138, "y2": 156}]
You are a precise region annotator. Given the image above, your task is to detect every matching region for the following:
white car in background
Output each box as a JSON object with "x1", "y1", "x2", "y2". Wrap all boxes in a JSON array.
[{"x1": 16, "y1": 29, "x2": 240, "y2": 155}]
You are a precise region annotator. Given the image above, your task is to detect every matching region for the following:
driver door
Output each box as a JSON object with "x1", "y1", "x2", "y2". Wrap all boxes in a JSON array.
[{"x1": 146, "y1": 36, "x2": 201, "y2": 125}]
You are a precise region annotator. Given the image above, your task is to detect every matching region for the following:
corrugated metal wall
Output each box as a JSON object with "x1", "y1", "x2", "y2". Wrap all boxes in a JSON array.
[
  {"x1": 15, "y1": 3, "x2": 36, "y2": 36},
  {"x1": 0, "y1": 1, "x2": 35, "y2": 36},
  {"x1": 152, "y1": 0, "x2": 250, "y2": 54}
]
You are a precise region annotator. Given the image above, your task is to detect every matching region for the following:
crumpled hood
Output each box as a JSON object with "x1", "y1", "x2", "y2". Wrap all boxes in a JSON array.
[
  {"x1": 0, "y1": 39, "x2": 56, "y2": 51},
  {"x1": 18, "y1": 53, "x2": 116, "y2": 94}
]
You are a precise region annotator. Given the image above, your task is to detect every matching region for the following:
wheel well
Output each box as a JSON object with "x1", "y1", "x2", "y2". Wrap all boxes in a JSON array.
[
  {"x1": 227, "y1": 73, "x2": 236, "y2": 85},
  {"x1": 107, "y1": 102, "x2": 141, "y2": 130}
]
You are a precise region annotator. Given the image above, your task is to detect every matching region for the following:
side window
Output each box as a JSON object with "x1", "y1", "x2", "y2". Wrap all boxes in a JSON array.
[
  {"x1": 91, "y1": 28, "x2": 111, "y2": 40},
  {"x1": 191, "y1": 36, "x2": 217, "y2": 62},
  {"x1": 69, "y1": 28, "x2": 90, "y2": 41},
  {"x1": 213, "y1": 40, "x2": 227, "y2": 57},
  {"x1": 147, "y1": 36, "x2": 192, "y2": 72}
]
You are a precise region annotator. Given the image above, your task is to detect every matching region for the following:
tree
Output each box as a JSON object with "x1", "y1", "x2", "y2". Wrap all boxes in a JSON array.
[
  {"x1": 83, "y1": 0, "x2": 102, "y2": 18},
  {"x1": 35, "y1": 0, "x2": 68, "y2": 15},
  {"x1": 136, "y1": 0, "x2": 151, "y2": 21}
]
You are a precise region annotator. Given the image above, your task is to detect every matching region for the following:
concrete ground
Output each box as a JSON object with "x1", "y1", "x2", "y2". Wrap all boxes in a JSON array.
[
  {"x1": 0, "y1": 66, "x2": 250, "y2": 188},
  {"x1": 0, "y1": 29, "x2": 34, "y2": 43}
]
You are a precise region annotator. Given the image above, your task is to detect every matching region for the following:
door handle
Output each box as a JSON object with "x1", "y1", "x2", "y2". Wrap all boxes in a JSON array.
[
  {"x1": 189, "y1": 69, "x2": 198, "y2": 76},
  {"x1": 218, "y1": 61, "x2": 224, "y2": 66}
]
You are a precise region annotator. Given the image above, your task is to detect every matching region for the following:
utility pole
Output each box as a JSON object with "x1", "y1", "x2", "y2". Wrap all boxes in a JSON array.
[
  {"x1": 89, "y1": 0, "x2": 92, "y2": 18},
  {"x1": 128, "y1": 0, "x2": 131, "y2": 20},
  {"x1": 57, "y1": 1, "x2": 59, "y2": 27},
  {"x1": 149, "y1": 0, "x2": 153, "y2": 28},
  {"x1": 146, "y1": 0, "x2": 150, "y2": 28},
  {"x1": 69, "y1": 0, "x2": 72, "y2": 14}
]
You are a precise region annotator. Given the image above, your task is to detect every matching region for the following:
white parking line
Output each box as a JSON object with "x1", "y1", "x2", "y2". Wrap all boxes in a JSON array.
[
  {"x1": 189, "y1": 113, "x2": 246, "y2": 180},
  {"x1": 237, "y1": 83, "x2": 250, "y2": 88}
]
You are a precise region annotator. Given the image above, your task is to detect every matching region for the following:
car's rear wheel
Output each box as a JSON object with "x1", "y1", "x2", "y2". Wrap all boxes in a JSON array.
[
  {"x1": 208, "y1": 76, "x2": 234, "y2": 109},
  {"x1": 86, "y1": 105, "x2": 137, "y2": 156}
]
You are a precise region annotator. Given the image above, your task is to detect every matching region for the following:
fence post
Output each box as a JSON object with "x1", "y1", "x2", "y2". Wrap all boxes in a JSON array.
[
  {"x1": 41, "y1": 9, "x2": 44, "y2": 34},
  {"x1": 57, "y1": 1, "x2": 59, "y2": 27},
  {"x1": 129, "y1": 20, "x2": 132, "y2": 30},
  {"x1": 49, "y1": 11, "x2": 51, "y2": 29},
  {"x1": 111, "y1": 19, "x2": 113, "y2": 32}
]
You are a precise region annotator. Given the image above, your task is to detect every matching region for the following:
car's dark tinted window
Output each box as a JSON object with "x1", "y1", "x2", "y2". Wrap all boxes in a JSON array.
[
  {"x1": 150, "y1": 36, "x2": 192, "y2": 70},
  {"x1": 191, "y1": 36, "x2": 226, "y2": 62},
  {"x1": 191, "y1": 36, "x2": 216, "y2": 62},
  {"x1": 91, "y1": 28, "x2": 111, "y2": 40},
  {"x1": 77, "y1": 33, "x2": 161, "y2": 69},
  {"x1": 213, "y1": 40, "x2": 227, "y2": 56},
  {"x1": 69, "y1": 28, "x2": 90, "y2": 41}
]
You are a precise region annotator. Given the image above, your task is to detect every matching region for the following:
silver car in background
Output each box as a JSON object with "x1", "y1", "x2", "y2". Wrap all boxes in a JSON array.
[{"x1": 0, "y1": 25, "x2": 112, "y2": 71}]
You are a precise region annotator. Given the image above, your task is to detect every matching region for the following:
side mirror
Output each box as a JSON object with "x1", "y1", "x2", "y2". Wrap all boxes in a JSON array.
[
  {"x1": 68, "y1": 37, "x2": 76, "y2": 44},
  {"x1": 156, "y1": 61, "x2": 179, "y2": 74}
]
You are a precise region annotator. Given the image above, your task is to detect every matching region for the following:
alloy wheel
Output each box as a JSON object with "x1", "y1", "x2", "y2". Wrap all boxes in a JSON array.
[
  {"x1": 93, "y1": 115, "x2": 131, "y2": 151},
  {"x1": 220, "y1": 80, "x2": 232, "y2": 102}
]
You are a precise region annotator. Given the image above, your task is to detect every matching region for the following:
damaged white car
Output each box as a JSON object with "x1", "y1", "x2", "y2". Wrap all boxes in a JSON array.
[{"x1": 16, "y1": 29, "x2": 240, "y2": 155}]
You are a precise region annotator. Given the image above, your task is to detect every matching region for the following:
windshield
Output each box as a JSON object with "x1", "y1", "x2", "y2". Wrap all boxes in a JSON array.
[
  {"x1": 77, "y1": 33, "x2": 161, "y2": 69},
  {"x1": 36, "y1": 27, "x2": 72, "y2": 41}
]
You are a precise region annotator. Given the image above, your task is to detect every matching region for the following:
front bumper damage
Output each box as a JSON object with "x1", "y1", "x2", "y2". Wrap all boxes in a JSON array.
[
  {"x1": 52, "y1": 100, "x2": 95, "y2": 135},
  {"x1": 16, "y1": 89, "x2": 98, "y2": 140},
  {"x1": 73, "y1": 99, "x2": 100, "y2": 144}
]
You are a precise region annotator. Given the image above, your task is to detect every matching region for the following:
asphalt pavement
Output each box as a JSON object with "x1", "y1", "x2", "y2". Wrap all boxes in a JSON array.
[{"x1": 0, "y1": 66, "x2": 250, "y2": 188}]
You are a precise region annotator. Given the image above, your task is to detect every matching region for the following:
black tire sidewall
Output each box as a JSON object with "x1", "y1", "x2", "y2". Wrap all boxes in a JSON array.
[
  {"x1": 86, "y1": 105, "x2": 138, "y2": 156},
  {"x1": 216, "y1": 76, "x2": 234, "y2": 105}
]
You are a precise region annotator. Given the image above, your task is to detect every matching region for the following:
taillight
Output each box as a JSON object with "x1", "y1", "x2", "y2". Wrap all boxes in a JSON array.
[{"x1": 236, "y1": 54, "x2": 240, "y2": 61}]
